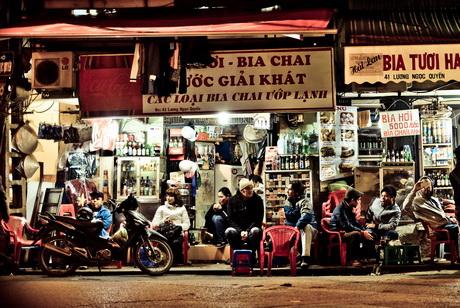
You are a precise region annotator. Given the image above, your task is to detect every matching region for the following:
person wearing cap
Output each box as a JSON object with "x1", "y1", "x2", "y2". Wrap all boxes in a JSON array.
[
  {"x1": 88, "y1": 190, "x2": 112, "y2": 239},
  {"x1": 402, "y1": 176, "x2": 458, "y2": 249},
  {"x1": 450, "y1": 146, "x2": 460, "y2": 221},
  {"x1": 225, "y1": 178, "x2": 264, "y2": 254},
  {"x1": 365, "y1": 185, "x2": 401, "y2": 242},
  {"x1": 330, "y1": 188, "x2": 374, "y2": 266}
]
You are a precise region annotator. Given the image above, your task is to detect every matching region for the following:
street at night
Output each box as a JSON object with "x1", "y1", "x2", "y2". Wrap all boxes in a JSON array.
[{"x1": 1, "y1": 269, "x2": 460, "y2": 307}]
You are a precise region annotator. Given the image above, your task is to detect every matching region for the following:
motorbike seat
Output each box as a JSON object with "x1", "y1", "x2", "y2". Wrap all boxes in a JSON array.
[{"x1": 55, "y1": 216, "x2": 104, "y2": 234}]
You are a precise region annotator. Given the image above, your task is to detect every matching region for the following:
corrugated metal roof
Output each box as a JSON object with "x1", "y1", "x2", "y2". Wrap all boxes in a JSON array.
[{"x1": 345, "y1": 9, "x2": 460, "y2": 45}]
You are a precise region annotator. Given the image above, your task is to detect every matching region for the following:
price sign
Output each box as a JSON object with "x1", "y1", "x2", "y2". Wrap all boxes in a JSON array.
[{"x1": 380, "y1": 109, "x2": 420, "y2": 138}]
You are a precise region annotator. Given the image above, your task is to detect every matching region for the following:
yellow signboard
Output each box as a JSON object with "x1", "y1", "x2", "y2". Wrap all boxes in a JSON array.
[
  {"x1": 345, "y1": 44, "x2": 460, "y2": 84},
  {"x1": 143, "y1": 48, "x2": 335, "y2": 115}
]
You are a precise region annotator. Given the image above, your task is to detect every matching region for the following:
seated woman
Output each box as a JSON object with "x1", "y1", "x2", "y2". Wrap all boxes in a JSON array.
[
  {"x1": 152, "y1": 188, "x2": 190, "y2": 265},
  {"x1": 204, "y1": 187, "x2": 231, "y2": 248}
]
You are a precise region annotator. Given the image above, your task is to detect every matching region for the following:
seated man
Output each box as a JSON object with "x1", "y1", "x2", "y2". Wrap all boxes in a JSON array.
[
  {"x1": 225, "y1": 178, "x2": 264, "y2": 255},
  {"x1": 402, "y1": 176, "x2": 459, "y2": 244},
  {"x1": 366, "y1": 185, "x2": 401, "y2": 242},
  {"x1": 204, "y1": 187, "x2": 231, "y2": 248},
  {"x1": 88, "y1": 191, "x2": 112, "y2": 239},
  {"x1": 330, "y1": 189, "x2": 374, "y2": 266},
  {"x1": 284, "y1": 182, "x2": 317, "y2": 269}
]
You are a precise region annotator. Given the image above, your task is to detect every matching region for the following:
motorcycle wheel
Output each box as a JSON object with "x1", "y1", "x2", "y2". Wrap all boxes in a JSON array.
[
  {"x1": 39, "y1": 235, "x2": 79, "y2": 277},
  {"x1": 134, "y1": 237, "x2": 173, "y2": 276}
]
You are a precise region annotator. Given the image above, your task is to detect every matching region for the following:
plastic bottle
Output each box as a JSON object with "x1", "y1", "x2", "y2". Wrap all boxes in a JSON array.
[{"x1": 277, "y1": 134, "x2": 285, "y2": 155}]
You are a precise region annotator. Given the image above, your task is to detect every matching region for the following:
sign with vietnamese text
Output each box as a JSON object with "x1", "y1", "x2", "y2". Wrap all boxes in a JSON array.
[
  {"x1": 143, "y1": 48, "x2": 335, "y2": 115},
  {"x1": 318, "y1": 106, "x2": 358, "y2": 181},
  {"x1": 344, "y1": 44, "x2": 460, "y2": 84},
  {"x1": 380, "y1": 109, "x2": 420, "y2": 138}
]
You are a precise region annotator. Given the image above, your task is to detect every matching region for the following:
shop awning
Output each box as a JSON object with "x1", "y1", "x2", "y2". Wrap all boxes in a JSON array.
[
  {"x1": 345, "y1": 9, "x2": 460, "y2": 45},
  {"x1": 0, "y1": 8, "x2": 336, "y2": 39}
]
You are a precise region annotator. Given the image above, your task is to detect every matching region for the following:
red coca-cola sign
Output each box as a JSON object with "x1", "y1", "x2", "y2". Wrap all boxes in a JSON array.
[{"x1": 79, "y1": 55, "x2": 142, "y2": 114}]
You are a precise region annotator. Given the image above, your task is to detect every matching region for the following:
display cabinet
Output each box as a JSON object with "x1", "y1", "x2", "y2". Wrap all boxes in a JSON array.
[
  {"x1": 420, "y1": 117, "x2": 454, "y2": 199},
  {"x1": 264, "y1": 169, "x2": 312, "y2": 226},
  {"x1": 116, "y1": 156, "x2": 160, "y2": 201}
]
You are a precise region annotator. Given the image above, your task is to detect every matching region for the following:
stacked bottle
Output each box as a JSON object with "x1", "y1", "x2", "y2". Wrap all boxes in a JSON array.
[
  {"x1": 121, "y1": 177, "x2": 136, "y2": 196},
  {"x1": 422, "y1": 120, "x2": 451, "y2": 144},
  {"x1": 278, "y1": 130, "x2": 310, "y2": 155},
  {"x1": 384, "y1": 145, "x2": 412, "y2": 163},
  {"x1": 425, "y1": 171, "x2": 451, "y2": 187},
  {"x1": 115, "y1": 134, "x2": 153, "y2": 157},
  {"x1": 273, "y1": 154, "x2": 309, "y2": 170},
  {"x1": 358, "y1": 135, "x2": 383, "y2": 155}
]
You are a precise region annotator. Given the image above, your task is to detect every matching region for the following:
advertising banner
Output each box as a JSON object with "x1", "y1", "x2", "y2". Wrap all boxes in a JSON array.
[
  {"x1": 143, "y1": 48, "x2": 335, "y2": 115},
  {"x1": 344, "y1": 44, "x2": 460, "y2": 84},
  {"x1": 318, "y1": 106, "x2": 358, "y2": 181},
  {"x1": 380, "y1": 109, "x2": 420, "y2": 138}
]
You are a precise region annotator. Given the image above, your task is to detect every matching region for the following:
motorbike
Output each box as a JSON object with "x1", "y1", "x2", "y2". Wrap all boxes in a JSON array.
[{"x1": 37, "y1": 195, "x2": 173, "y2": 277}]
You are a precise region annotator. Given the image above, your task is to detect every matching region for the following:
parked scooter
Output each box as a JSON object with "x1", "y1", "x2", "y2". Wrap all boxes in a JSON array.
[{"x1": 37, "y1": 195, "x2": 173, "y2": 277}]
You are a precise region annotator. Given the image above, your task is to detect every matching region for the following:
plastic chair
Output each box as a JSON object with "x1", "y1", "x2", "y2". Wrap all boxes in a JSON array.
[
  {"x1": 322, "y1": 190, "x2": 347, "y2": 218},
  {"x1": 259, "y1": 225, "x2": 300, "y2": 276},
  {"x1": 182, "y1": 230, "x2": 189, "y2": 265},
  {"x1": 58, "y1": 203, "x2": 76, "y2": 217},
  {"x1": 4, "y1": 216, "x2": 41, "y2": 266},
  {"x1": 320, "y1": 217, "x2": 347, "y2": 266},
  {"x1": 322, "y1": 190, "x2": 362, "y2": 223},
  {"x1": 423, "y1": 222, "x2": 458, "y2": 264}
]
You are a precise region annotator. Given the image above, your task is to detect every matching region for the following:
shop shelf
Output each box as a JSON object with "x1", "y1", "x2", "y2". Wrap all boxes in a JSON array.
[
  {"x1": 381, "y1": 161, "x2": 414, "y2": 166},
  {"x1": 433, "y1": 187, "x2": 453, "y2": 190},
  {"x1": 424, "y1": 166, "x2": 451, "y2": 169},
  {"x1": 265, "y1": 169, "x2": 311, "y2": 173},
  {"x1": 422, "y1": 143, "x2": 452, "y2": 147},
  {"x1": 264, "y1": 168, "x2": 312, "y2": 226},
  {"x1": 266, "y1": 205, "x2": 286, "y2": 208}
]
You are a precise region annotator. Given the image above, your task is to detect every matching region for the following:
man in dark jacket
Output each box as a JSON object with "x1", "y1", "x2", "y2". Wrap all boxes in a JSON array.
[
  {"x1": 450, "y1": 146, "x2": 460, "y2": 221},
  {"x1": 204, "y1": 187, "x2": 231, "y2": 248},
  {"x1": 225, "y1": 178, "x2": 264, "y2": 251},
  {"x1": 284, "y1": 182, "x2": 303, "y2": 227},
  {"x1": 330, "y1": 188, "x2": 374, "y2": 266}
]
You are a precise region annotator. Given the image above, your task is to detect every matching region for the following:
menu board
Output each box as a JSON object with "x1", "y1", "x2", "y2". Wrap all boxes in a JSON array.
[{"x1": 318, "y1": 106, "x2": 358, "y2": 181}]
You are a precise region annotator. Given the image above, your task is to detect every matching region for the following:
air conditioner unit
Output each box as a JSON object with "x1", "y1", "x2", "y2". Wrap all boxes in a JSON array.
[{"x1": 31, "y1": 51, "x2": 75, "y2": 89}]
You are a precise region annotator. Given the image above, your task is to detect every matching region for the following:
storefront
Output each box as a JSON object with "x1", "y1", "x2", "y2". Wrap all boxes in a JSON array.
[
  {"x1": 0, "y1": 4, "x2": 345, "y2": 263},
  {"x1": 343, "y1": 43, "x2": 460, "y2": 217}
]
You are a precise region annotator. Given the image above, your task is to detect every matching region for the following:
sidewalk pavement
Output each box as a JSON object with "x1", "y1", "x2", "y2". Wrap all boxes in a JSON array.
[{"x1": 16, "y1": 260, "x2": 460, "y2": 276}]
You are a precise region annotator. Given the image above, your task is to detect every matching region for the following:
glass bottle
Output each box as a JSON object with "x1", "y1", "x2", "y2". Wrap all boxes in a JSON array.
[
  {"x1": 302, "y1": 131, "x2": 309, "y2": 154},
  {"x1": 299, "y1": 155, "x2": 305, "y2": 169}
]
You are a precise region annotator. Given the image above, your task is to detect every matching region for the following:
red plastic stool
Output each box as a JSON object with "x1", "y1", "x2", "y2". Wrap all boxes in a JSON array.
[
  {"x1": 231, "y1": 249, "x2": 253, "y2": 276},
  {"x1": 58, "y1": 204, "x2": 76, "y2": 217}
]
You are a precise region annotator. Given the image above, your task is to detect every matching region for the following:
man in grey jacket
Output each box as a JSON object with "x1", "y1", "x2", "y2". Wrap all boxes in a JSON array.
[
  {"x1": 366, "y1": 185, "x2": 401, "y2": 241},
  {"x1": 402, "y1": 176, "x2": 458, "y2": 242}
]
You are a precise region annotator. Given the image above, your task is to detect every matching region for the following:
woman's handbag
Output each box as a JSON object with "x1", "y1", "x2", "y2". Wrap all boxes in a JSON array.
[{"x1": 158, "y1": 223, "x2": 182, "y2": 242}]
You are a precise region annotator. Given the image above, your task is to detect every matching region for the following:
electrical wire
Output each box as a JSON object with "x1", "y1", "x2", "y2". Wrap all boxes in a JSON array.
[
  {"x1": 385, "y1": 98, "x2": 414, "y2": 110},
  {"x1": 28, "y1": 100, "x2": 55, "y2": 114}
]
